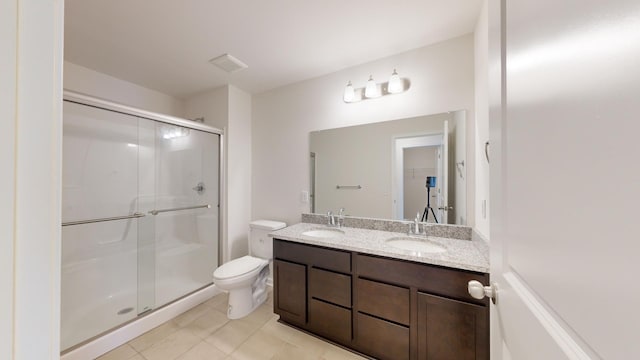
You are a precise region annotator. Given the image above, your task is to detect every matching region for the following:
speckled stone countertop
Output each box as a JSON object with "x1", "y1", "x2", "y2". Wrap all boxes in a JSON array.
[{"x1": 270, "y1": 222, "x2": 489, "y2": 273}]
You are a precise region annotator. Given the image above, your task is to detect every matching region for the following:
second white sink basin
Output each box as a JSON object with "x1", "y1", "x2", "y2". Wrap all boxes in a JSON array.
[
  {"x1": 386, "y1": 237, "x2": 446, "y2": 254},
  {"x1": 302, "y1": 228, "x2": 345, "y2": 238}
]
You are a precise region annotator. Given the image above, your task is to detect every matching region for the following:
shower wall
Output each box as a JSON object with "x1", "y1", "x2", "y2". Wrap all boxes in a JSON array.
[{"x1": 61, "y1": 101, "x2": 220, "y2": 350}]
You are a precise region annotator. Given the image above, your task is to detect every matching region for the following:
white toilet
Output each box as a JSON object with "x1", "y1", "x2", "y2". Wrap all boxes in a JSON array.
[{"x1": 213, "y1": 220, "x2": 286, "y2": 319}]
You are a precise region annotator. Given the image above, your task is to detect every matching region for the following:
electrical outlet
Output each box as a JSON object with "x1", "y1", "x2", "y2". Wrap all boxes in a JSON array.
[{"x1": 301, "y1": 191, "x2": 309, "y2": 203}]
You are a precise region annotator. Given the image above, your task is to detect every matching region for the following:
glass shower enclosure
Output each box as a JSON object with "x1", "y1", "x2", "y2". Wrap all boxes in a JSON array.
[{"x1": 60, "y1": 100, "x2": 220, "y2": 350}]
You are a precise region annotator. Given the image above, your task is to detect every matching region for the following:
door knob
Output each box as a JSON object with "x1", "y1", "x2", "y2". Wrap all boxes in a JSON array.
[
  {"x1": 438, "y1": 206, "x2": 453, "y2": 211},
  {"x1": 468, "y1": 280, "x2": 497, "y2": 304}
]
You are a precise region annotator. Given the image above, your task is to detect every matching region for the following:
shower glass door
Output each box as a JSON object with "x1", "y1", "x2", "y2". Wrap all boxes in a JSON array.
[
  {"x1": 150, "y1": 123, "x2": 219, "y2": 307},
  {"x1": 61, "y1": 101, "x2": 142, "y2": 350},
  {"x1": 61, "y1": 101, "x2": 220, "y2": 351}
]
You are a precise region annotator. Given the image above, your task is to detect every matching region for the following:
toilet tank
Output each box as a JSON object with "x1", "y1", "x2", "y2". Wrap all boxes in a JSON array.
[{"x1": 249, "y1": 220, "x2": 286, "y2": 259}]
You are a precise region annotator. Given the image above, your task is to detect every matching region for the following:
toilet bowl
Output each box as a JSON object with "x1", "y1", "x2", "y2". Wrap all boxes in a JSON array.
[{"x1": 213, "y1": 220, "x2": 286, "y2": 319}]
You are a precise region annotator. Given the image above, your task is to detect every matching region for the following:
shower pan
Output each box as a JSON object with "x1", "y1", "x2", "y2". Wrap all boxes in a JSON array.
[{"x1": 60, "y1": 96, "x2": 221, "y2": 351}]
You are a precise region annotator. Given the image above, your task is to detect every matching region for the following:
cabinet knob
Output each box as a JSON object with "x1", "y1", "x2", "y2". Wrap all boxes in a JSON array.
[{"x1": 468, "y1": 280, "x2": 497, "y2": 304}]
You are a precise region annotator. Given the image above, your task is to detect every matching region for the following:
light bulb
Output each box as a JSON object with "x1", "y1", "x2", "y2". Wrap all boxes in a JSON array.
[
  {"x1": 388, "y1": 69, "x2": 402, "y2": 94},
  {"x1": 364, "y1": 75, "x2": 379, "y2": 98},
  {"x1": 343, "y1": 81, "x2": 355, "y2": 102}
]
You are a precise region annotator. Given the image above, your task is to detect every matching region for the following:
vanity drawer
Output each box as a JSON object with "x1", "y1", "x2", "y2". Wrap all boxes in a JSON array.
[
  {"x1": 357, "y1": 278, "x2": 409, "y2": 325},
  {"x1": 356, "y1": 253, "x2": 489, "y2": 305},
  {"x1": 309, "y1": 267, "x2": 351, "y2": 308},
  {"x1": 308, "y1": 299, "x2": 352, "y2": 345},
  {"x1": 274, "y1": 239, "x2": 351, "y2": 273},
  {"x1": 356, "y1": 312, "x2": 409, "y2": 360}
]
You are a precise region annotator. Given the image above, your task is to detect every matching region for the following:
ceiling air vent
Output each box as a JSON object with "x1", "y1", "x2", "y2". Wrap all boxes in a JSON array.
[{"x1": 208, "y1": 53, "x2": 248, "y2": 73}]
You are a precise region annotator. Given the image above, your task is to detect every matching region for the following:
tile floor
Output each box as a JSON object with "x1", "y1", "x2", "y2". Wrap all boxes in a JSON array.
[{"x1": 97, "y1": 292, "x2": 367, "y2": 360}]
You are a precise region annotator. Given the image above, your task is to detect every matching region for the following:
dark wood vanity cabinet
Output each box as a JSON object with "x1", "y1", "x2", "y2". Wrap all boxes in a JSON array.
[
  {"x1": 273, "y1": 239, "x2": 353, "y2": 346},
  {"x1": 273, "y1": 239, "x2": 489, "y2": 360}
]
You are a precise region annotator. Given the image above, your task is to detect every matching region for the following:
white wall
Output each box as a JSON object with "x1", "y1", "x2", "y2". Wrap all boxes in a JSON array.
[
  {"x1": 252, "y1": 34, "x2": 476, "y2": 226},
  {"x1": 64, "y1": 61, "x2": 186, "y2": 117},
  {"x1": 474, "y1": 0, "x2": 490, "y2": 238},
  {"x1": 227, "y1": 86, "x2": 253, "y2": 259},
  {"x1": 0, "y1": 0, "x2": 17, "y2": 355},
  {"x1": 185, "y1": 85, "x2": 253, "y2": 261},
  {"x1": 184, "y1": 87, "x2": 228, "y2": 129},
  {"x1": 1, "y1": 1, "x2": 64, "y2": 359}
]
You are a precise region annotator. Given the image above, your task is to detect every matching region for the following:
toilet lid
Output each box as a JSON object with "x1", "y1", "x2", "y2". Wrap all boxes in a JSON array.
[{"x1": 213, "y1": 256, "x2": 267, "y2": 280}]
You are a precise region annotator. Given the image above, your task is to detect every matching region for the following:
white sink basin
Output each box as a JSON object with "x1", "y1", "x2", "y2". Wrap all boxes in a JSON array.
[
  {"x1": 301, "y1": 228, "x2": 345, "y2": 238},
  {"x1": 385, "y1": 237, "x2": 446, "y2": 254}
]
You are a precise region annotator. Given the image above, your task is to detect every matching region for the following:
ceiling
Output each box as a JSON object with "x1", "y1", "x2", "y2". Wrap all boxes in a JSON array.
[{"x1": 64, "y1": 0, "x2": 483, "y2": 98}]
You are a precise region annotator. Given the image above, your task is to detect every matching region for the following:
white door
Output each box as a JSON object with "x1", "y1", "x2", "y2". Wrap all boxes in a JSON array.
[
  {"x1": 436, "y1": 120, "x2": 449, "y2": 224},
  {"x1": 487, "y1": 0, "x2": 640, "y2": 359}
]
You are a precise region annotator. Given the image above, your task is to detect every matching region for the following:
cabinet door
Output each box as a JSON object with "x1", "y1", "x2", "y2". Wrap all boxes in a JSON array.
[
  {"x1": 417, "y1": 292, "x2": 488, "y2": 360},
  {"x1": 274, "y1": 259, "x2": 306, "y2": 326}
]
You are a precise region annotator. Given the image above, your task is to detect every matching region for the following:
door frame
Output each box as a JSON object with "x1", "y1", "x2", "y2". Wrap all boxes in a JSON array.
[
  {"x1": 1, "y1": 1, "x2": 65, "y2": 359},
  {"x1": 392, "y1": 134, "x2": 443, "y2": 220}
]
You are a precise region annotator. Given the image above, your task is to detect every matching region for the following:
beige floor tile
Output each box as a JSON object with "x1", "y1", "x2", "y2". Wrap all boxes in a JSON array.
[
  {"x1": 228, "y1": 329, "x2": 286, "y2": 360},
  {"x1": 141, "y1": 328, "x2": 201, "y2": 360},
  {"x1": 128, "y1": 355, "x2": 146, "y2": 360},
  {"x1": 175, "y1": 341, "x2": 226, "y2": 360},
  {"x1": 286, "y1": 329, "x2": 335, "y2": 356},
  {"x1": 172, "y1": 303, "x2": 212, "y2": 328},
  {"x1": 96, "y1": 343, "x2": 138, "y2": 360},
  {"x1": 259, "y1": 317, "x2": 300, "y2": 343},
  {"x1": 238, "y1": 303, "x2": 275, "y2": 328},
  {"x1": 204, "y1": 293, "x2": 229, "y2": 313},
  {"x1": 184, "y1": 309, "x2": 229, "y2": 339},
  {"x1": 320, "y1": 346, "x2": 368, "y2": 360},
  {"x1": 272, "y1": 342, "x2": 324, "y2": 360},
  {"x1": 203, "y1": 319, "x2": 261, "y2": 354},
  {"x1": 129, "y1": 321, "x2": 181, "y2": 353}
]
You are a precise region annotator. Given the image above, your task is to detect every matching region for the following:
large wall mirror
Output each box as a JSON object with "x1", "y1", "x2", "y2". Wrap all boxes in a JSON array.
[{"x1": 310, "y1": 111, "x2": 468, "y2": 224}]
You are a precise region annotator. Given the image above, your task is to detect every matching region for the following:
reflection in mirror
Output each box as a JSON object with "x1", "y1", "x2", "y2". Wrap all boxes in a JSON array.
[{"x1": 310, "y1": 111, "x2": 467, "y2": 224}]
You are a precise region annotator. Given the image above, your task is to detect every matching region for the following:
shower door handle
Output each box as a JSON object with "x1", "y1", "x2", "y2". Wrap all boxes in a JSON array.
[
  {"x1": 61, "y1": 212, "x2": 145, "y2": 226},
  {"x1": 148, "y1": 204, "x2": 211, "y2": 216}
]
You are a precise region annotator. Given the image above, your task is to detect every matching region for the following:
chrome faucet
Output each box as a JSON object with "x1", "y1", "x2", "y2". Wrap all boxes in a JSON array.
[
  {"x1": 327, "y1": 208, "x2": 345, "y2": 227},
  {"x1": 327, "y1": 211, "x2": 336, "y2": 226},
  {"x1": 408, "y1": 212, "x2": 422, "y2": 235}
]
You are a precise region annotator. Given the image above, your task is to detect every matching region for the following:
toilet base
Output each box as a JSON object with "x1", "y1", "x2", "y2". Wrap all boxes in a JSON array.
[{"x1": 226, "y1": 286, "x2": 267, "y2": 319}]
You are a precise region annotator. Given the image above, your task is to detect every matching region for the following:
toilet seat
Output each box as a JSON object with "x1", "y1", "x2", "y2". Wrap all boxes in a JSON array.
[{"x1": 213, "y1": 255, "x2": 268, "y2": 281}]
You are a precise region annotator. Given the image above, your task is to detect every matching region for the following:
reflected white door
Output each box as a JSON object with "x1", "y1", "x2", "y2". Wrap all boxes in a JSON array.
[
  {"x1": 437, "y1": 120, "x2": 449, "y2": 224},
  {"x1": 488, "y1": 0, "x2": 640, "y2": 359}
]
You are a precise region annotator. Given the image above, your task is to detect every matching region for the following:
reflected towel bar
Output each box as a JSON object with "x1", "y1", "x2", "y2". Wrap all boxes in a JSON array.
[
  {"x1": 61, "y1": 212, "x2": 146, "y2": 227},
  {"x1": 336, "y1": 185, "x2": 362, "y2": 189},
  {"x1": 149, "y1": 204, "x2": 211, "y2": 215}
]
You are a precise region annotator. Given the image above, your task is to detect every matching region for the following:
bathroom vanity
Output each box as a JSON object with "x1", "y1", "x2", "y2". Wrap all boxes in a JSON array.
[{"x1": 270, "y1": 221, "x2": 490, "y2": 360}]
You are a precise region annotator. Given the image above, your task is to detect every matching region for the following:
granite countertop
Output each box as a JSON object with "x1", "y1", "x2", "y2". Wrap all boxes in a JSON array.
[{"x1": 270, "y1": 222, "x2": 489, "y2": 273}]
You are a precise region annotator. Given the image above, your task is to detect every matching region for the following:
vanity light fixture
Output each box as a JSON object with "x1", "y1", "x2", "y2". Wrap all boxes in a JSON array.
[
  {"x1": 343, "y1": 69, "x2": 407, "y2": 103},
  {"x1": 364, "y1": 75, "x2": 380, "y2": 98},
  {"x1": 388, "y1": 69, "x2": 402, "y2": 94},
  {"x1": 343, "y1": 81, "x2": 355, "y2": 102}
]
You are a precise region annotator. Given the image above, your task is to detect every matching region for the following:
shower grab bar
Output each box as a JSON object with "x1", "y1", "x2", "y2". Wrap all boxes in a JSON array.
[
  {"x1": 148, "y1": 204, "x2": 211, "y2": 216},
  {"x1": 61, "y1": 212, "x2": 146, "y2": 227}
]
